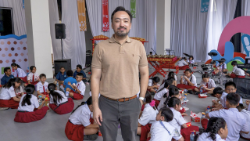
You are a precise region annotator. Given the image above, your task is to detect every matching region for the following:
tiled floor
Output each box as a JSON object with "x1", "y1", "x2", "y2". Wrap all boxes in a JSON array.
[{"x1": 0, "y1": 65, "x2": 248, "y2": 141}]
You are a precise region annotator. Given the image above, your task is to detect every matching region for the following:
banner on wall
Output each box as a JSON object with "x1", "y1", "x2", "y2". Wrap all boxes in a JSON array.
[
  {"x1": 77, "y1": 0, "x2": 87, "y2": 31},
  {"x1": 102, "y1": 0, "x2": 109, "y2": 32},
  {"x1": 201, "y1": 0, "x2": 210, "y2": 13},
  {"x1": 0, "y1": 35, "x2": 29, "y2": 79},
  {"x1": 130, "y1": 0, "x2": 136, "y2": 18}
]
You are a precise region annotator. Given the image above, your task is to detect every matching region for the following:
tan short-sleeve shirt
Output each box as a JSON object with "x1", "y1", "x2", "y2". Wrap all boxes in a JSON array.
[{"x1": 91, "y1": 35, "x2": 148, "y2": 99}]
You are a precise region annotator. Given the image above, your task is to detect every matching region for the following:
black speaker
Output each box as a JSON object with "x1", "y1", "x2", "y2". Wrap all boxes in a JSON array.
[
  {"x1": 54, "y1": 59, "x2": 71, "y2": 75},
  {"x1": 55, "y1": 23, "x2": 66, "y2": 39},
  {"x1": 233, "y1": 78, "x2": 250, "y2": 99}
]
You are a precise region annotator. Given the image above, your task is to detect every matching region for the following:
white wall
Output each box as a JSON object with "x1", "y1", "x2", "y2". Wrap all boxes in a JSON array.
[
  {"x1": 156, "y1": 0, "x2": 171, "y2": 54},
  {"x1": 24, "y1": 0, "x2": 53, "y2": 78}
]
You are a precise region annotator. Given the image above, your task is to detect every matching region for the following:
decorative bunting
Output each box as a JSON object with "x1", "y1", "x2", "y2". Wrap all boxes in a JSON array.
[
  {"x1": 77, "y1": 0, "x2": 87, "y2": 31},
  {"x1": 130, "y1": 0, "x2": 136, "y2": 18},
  {"x1": 102, "y1": 0, "x2": 109, "y2": 32},
  {"x1": 201, "y1": 0, "x2": 210, "y2": 13}
]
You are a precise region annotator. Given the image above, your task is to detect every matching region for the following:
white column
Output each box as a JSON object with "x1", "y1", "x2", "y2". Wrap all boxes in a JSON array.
[
  {"x1": 156, "y1": 0, "x2": 171, "y2": 55},
  {"x1": 24, "y1": 0, "x2": 53, "y2": 78}
]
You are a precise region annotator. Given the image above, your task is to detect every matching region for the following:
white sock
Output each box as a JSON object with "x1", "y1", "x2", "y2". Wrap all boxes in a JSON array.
[{"x1": 66, "y1": 91, "x2": 69, "y2": 97}]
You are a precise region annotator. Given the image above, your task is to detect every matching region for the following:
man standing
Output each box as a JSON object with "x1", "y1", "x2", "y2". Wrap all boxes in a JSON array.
[{"x1": 91, "y1": 6, "x2": 149, "y2": 141}]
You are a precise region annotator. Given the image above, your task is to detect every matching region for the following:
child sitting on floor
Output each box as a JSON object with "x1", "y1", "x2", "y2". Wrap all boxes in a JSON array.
[
  {"x1": 27, "y1": 66, "x2": 39, "y2": 85},
  {"x1": 153, "y1": 81, "x2": 170, "y2": 108},
  {"x1": 48, "y1": 83, "x2": 74, "y2": 115},
  {"x1": 11, "y1": 63, "x2": 27, "y2": 82},
  {"x1": 73, "y1": 64, "x2": 87, "y2": 83},
  {"x1": 55, "y1": 67, "x2": 67, "y2": 88},
  {"x1": 164, "y1": 71, "x2": 177, "y2": 82},
  {"x1": 228, "y1": 61, "x2": 245, "y2": 78},
  {"x1": 194, "y1": 74, "x2": 216, "y2": 94},
  {"x1": 213, "y1": 60, "x2": 227, "y2": 75},
  {"x1": 65, "y1": 97, "x2": 99, "y2": 141},
  {"x1": 148, "y1": 76, "x2": 160, "y2": 93},
  {"x1": 14, "y1": 84, "x2": 49, "y2": 123},
  {"x1": 196, "y1": 117, "x2": 228, "y2": 141},
  {"x1": 0, "y1": 78, "x2": 22, "y2": 109},
  {"x1": 149, "y1": 107, "x2": 184, "y2": 141},
  {"x1": 177, "y1": 68, "x2": 197, "y2": 94},
  {"x1": 236, "y1": 104, "x2": 250, "y2": 140},
  {"x1": 67, "y1": 73, "x2": 86, "y2": 100},
  {"x1": 137, "y1": 92, "x2": 158, "y2": 141},
  {"x1": 206, "y1": 93, "x2": 249, "y2": 141},
  {"x1": 212, "y1": 82, "x2": 243, "y2": 109},
  {"x1": 157, "y1": 79, "x2": 175, "y2": 110},
  {"x1": 63, "y1": 70, "x2": 77, "y2": 97},
  {"x1": 187, "y1": 56, "x2": 194, "y2": 65},
  {"x1": 177, "y1": 57, "x2": 189, "y2": 70},
  {"x1": 36, "y1": 74, "x2": 49, "y2": 98},
  {"x1": 1, "y1": 67, "x2": 14, "y2": 85},
  {"x1": 167, "y1": 97, "x2": 187, "y2": 141}
]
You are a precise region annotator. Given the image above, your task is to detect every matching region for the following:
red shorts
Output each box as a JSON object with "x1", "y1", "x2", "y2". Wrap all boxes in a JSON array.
[
  {"x1": 140, "y1": 124, "x2": 151, "y2": 141},
  {"x1": 70, "y1": 90, "x2": 84, "y2": 100},
  {"x1": 20, "y1": 77, "x2": 27, "y2": 83},
  {"x1": 26, "y1": 81, "x2": 39, "y2": 86},
  {"x1": 0, "y1": 98, "x2": 19, "y2": 109},
  {"x1": 49, "y1": 98, "x2": 74, "y2": 115},
  {"x1": 65, "y1": 120, "x2": 85, "y2": 141},
  {"x1": 181, "y1": 125, "x2": 199, "y2": 141},
  {"x1": 153, "y1": 99, "x2": 160, "y2": 108},
  {"x1": 179, "y1": 65, "x2": 189, "y2": 70},
  {"x1": 177, "y1": 84, "x2": 196, "y2": 90},
  {"x1": 14, "y1": 106, "x2": 49, "y2": 123},
  {"x1": 141, "y1": 104, "x2": 145, "y2": 111},
  {"x1": 230, "y1": 73, "x2": 245, "y2": 78}
]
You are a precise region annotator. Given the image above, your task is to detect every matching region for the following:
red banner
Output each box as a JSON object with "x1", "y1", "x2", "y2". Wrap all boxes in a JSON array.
[{"x1": 102, "y1": 0, "x2": 109, "y2": 32}]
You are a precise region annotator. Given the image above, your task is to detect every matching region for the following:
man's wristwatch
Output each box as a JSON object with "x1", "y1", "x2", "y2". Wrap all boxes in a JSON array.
[{"x1": 139, "y1": 97, "x2": 145, "y2": 101}]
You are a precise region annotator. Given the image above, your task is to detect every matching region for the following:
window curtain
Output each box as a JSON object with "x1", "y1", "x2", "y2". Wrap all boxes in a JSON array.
[
  {"x1": 86, "y1": 0, "x2": 156, "y2": 54},
  {"x1": 0, "y1": 0, "x2": 26, "y2": 36},
  {"x1": 205, "y1": 0, "x2": 238, "y2": 61},
  {"x1": 50, "y1": 0, "x2": 87, "y2": 69}
]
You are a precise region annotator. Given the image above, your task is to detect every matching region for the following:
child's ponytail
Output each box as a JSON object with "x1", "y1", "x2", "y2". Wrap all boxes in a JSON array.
[
  {"x1": 71, "y1": 97, "x2": 92, "y2": 114},
  {"x1": 48, "y1": 83, "x2": 63, "y2": 105},
  {"x1": 21, "y1": 85, "x2": 35, "y2": 106}
]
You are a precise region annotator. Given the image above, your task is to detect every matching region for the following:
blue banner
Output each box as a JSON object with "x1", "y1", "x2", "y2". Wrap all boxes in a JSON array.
[
  {"x1": 201, "y1": 0, "x2": 209, "y2": 13},
  {"x1": 22, "y1": 0, "x2": 25, "y2": 8}
]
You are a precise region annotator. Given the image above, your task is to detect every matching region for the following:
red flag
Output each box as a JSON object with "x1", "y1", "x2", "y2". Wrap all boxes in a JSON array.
[{"x1": 102, "y1": 0, "x2": 109, "y2": 32}]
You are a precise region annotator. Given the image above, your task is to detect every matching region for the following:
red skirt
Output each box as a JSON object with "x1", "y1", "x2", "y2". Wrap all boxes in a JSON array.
[
  {"x1": 49, "y1": 98, "x2": 74, "y2": 115},
  {"x1": 70, "y1": 90, "x2": 84, "y2": 100},
  {"x1": 140, "y1": 124, "x2": 151, "y2": 141},
  {"x1": 181, "y1": 125, "x2": 199, "y2": 141},
  {"x1": 177, "y1": 84, "x2": 196, "y2": 90},
  {"x1": 179, "y1": 65, "x2": 189, "y2": 70},
  {"x1": 14, "y1": 106, "x2": 49, "y2": 123},
  {"x1": 65, "y1": 120, "x2": 85, "y2": 141},
  {"x1": 26, "y1": 81, "x2": 39, "y2": 86},
  {"x1": 0, "y1": 98, "x2": 19, "y2": 109},
  {"x1": 20, "y1": 77, "x2": 27, "y2": 83},
  {"x1": 230, "y1": 73, "x2": 245, "y2": 78},
  {"x1": 153, "y1": 99, "x2": 160, "y2": 108}
]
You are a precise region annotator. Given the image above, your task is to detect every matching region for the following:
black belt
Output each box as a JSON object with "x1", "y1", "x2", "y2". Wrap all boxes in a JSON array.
[
  {"x1": 53, "y1": 100, "x2": 68, "y2": 110},
  {"x1": 18, "y1": 110, "x2": 29, "y2": 113}
]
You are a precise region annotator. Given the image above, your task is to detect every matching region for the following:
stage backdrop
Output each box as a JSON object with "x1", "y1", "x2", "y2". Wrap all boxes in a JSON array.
[{"x1": 0, "y1": 34, "x2": 29, "y2": 79}]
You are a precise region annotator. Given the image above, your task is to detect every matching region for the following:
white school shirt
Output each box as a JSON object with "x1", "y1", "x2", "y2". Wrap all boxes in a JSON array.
[
  {"x1": 209, "y1": 108, "x2": 249, "y2": 141},
  {"x1": 148, "y1": 79, "x2": 153, "y2": 86},
  {"x1": 197, "y1": 133, "x2": 225, "y2": 141},
  {"x1": 187, "y1": 60, "x2": 195, "y2": 64},
  {"x1": 232, "y1": 66, "x2": 245, "y2": 76},
  {"x1": 15, "y1": 86, "x2": 24, "y2": 94},
  {"x1": 164, "y1": 74, "x2": 177, "y2": 82},
  {"x1": 17, "y1": 94, "x2": 39, "y2": 112},
  {"x1": 216, "y1": 63, "x2": 227, "y2": 70},
  {"x1": 157, "y1": 96, "x2": 167, "y2": 110},
  {"x1": 200, "y1": 79, "x2": 216, "y2": 89},
  {"x1": 240, "y1": 109, "x2": 250, "y2": 139},
  {"x1": 13, "y1": 68, "x2": 27, "y2": 77},
  {"x1": 138, "y1": 104, "x2": 158, "y2": 125},
  {"x1": 0, "y1": 86, "x2": 16, "y2": 100},
  {"x1": 27, "y1": 72, "x2": 39, "y2": 82},
  {"x1": 154, "y1": 88, "x2": 168, "y2": 101},
  {"x1": 49, "y1": 90, "x2": 68, "y2": 106},
  {"x1": 150, "y1": 121, "x2": 182, "y2": 141},
  {"x1": 76, "y1": 81, "x2": 86, "y2": 96},
  {"x1": 36, "y1": 81, "x2": 49, "y2": 93},
  {"x1": 178, "y1": 60, "x2": 188, "y2": 67},
  {"x1": 220, "y1": 92, "x2": 243, "y2": 108},
  {"x1": 182, "y1": 74, "x2": 197, "y2": 87},
  {"x1": 69, "y1": 104, "x2": 92, "y2": 127},
  {"x1": 169, "y1": 108, "x2": 187, "y2": 137}
]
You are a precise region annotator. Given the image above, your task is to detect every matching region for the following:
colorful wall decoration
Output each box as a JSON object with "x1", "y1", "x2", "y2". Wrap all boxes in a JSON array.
[
  {"x1": 241, "y1": 34, "x2": 250, "y2": 57},
  {"x1": 0, "y1": 34, "x2": 29, "y2": 79}
]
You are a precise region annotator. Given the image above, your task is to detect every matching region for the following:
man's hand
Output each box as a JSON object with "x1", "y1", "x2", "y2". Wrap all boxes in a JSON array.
[{"x1": 93, "y1": 107, "x2": 103, "y2": 126}]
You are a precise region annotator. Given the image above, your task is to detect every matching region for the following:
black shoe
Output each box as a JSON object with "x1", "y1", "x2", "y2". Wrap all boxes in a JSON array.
[
  {"x1": 83, "y1": 134, "x2": 98, "y2": 140},
  {"x1": 194, "y1": 92, "x2": 200, "y2": 95}
]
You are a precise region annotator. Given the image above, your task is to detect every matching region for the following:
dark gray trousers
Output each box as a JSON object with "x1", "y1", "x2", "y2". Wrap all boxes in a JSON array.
[{"x1": 99, "y1": 95, "x2": 141, "y2": 141}]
